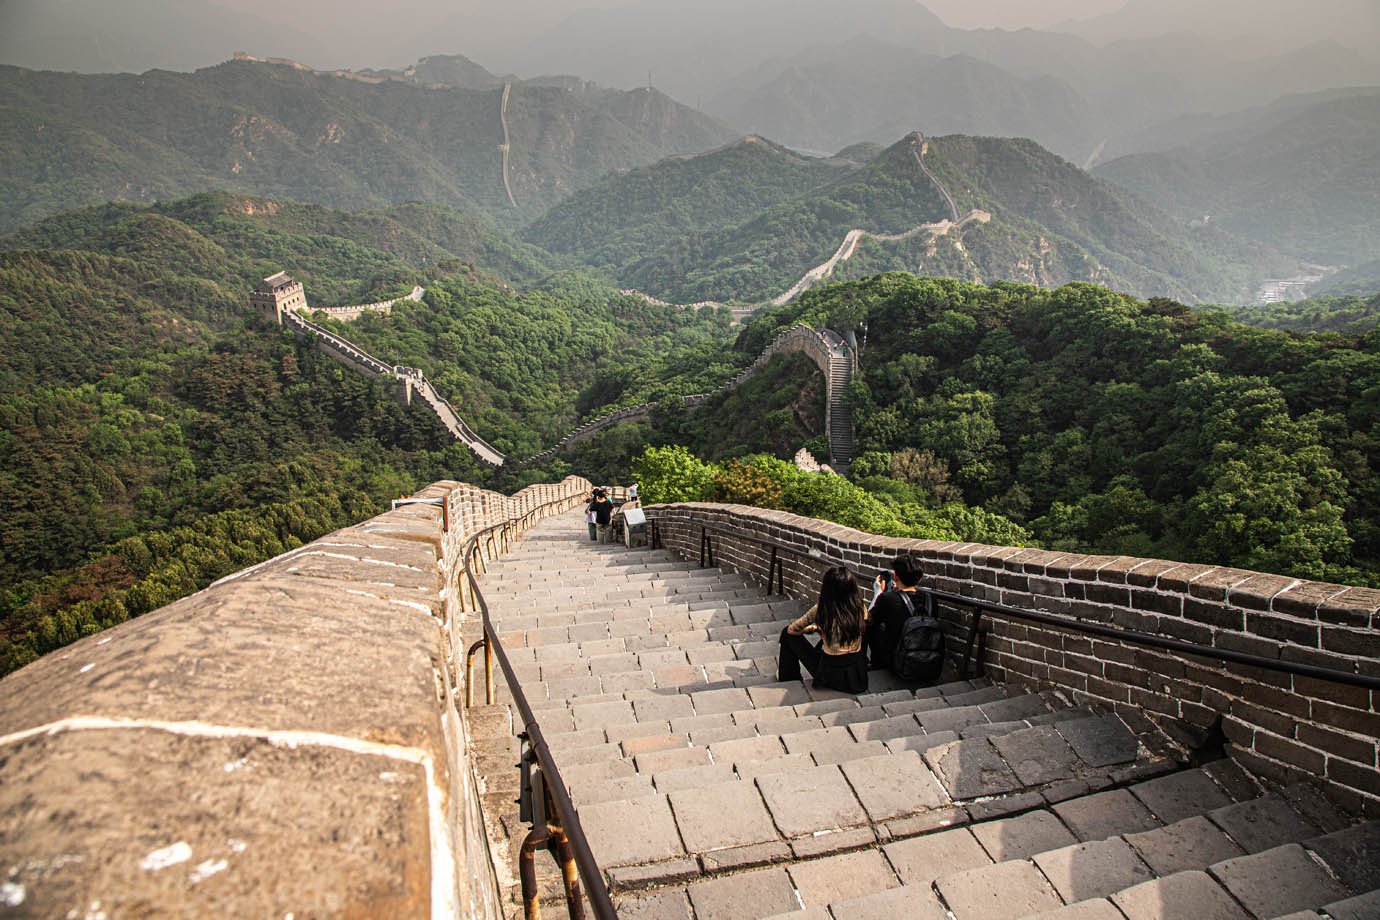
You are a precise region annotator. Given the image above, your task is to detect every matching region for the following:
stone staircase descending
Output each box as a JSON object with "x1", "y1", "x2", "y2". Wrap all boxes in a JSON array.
[
  {"x1": 465, "y1": 512, "x2": 1379, "y2": 920},
  {"x1": 826, "y1": 355, "x2": 854, "y2": 473}
]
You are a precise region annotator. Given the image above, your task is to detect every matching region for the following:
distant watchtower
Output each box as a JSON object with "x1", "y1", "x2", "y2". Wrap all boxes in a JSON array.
[{"x1": 251, "y1": 271, "x2": 307, "y2": 324}]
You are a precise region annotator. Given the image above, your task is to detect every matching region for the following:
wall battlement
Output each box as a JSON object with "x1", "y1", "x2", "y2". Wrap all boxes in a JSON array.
[{"x1": 0, "y1": 475, "x2": 592, "y2": 918}]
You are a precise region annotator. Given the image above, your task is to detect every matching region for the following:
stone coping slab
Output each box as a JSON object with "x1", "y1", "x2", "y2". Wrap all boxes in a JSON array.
[{"x1": 0, "y1": 726, "x2": 434, "y2": 918}]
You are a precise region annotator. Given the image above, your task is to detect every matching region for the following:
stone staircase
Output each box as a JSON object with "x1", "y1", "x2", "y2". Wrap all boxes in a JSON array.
[
  {"x1": 465, "y1": 512, "x2": 1378, "y2": 919},
  {"x1": 825, "y1": 355, "x2": 854, "y2": 472}
]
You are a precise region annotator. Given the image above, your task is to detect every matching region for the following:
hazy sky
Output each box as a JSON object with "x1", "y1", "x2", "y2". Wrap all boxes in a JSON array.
[
  {"x1": 2, "y1": 0, "x2": 1376, "y2": 76},
  {"x1": 213, "y1": 0, "x2": 1130, "y2": 34}
]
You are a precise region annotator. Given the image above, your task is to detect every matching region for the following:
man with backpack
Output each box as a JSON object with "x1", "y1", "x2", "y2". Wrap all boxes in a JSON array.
[{"x1": 866, "y1": 554, "x2": 945, "y2": 683}]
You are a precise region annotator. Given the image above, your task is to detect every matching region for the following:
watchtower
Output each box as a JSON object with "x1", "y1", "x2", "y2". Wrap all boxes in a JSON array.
[{"x1": 251, "y1": 271, "x2": 307, "y2": 324}]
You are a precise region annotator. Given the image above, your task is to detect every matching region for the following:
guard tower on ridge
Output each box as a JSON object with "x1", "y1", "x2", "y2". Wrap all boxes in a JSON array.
[{"x1": 251, "y1": 271, "x2": 307, "y2": 324}]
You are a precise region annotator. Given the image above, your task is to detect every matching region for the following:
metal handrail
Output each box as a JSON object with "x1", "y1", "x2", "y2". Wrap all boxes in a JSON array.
[
  {"x1": 658, "y1": 514, "x2": 1380, "y2": 691},
  {"x1": 460, "y1": 496, "x2": 617, "y2": 920}
]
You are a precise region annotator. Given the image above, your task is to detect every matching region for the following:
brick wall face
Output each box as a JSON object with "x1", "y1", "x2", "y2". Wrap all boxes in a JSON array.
[{"x1": 648, "y1": 502, "x2": 1380, "y2": 812}]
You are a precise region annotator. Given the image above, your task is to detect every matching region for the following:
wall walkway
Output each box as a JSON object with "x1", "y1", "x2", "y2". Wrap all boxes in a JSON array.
[{"x1": 2, "y1": 487, "x2": 1377, "y2": 917}]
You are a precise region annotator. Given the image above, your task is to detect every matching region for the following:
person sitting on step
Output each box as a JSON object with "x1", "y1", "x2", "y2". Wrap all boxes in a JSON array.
[
  {"x1": 777, "y1": 566, "x2": 870, "y2": 694},
  {"x1": 865, "y1": 553, "x2": 925, "y2": 671}
]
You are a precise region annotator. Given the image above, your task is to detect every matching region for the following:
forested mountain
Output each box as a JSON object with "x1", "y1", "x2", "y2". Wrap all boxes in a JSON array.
[
  {"x1": 0, "y1": 58, "x2": 736, "y2": 234},
  {"x1": 0, "y1": 193, "x2": 734, "y2": 673},
  {"x1": 1310, "y1": 258, "x2": 1380, "y2": 298},
  {"x1": 523, "y1": 135, "x2": 853, "y2": 274},
  {"x1": 1224, "y1": 292, "x2": 1380, "y2": 336},
  {"x1": 741, "y1": 273, "x2": 1380, "y2": 587},
  {"x1": 536, "y1": 132, "x2": 1291, "y2": 305},
  {"x1": 1095, "y1": 92, "x2": 1380, "y2": 266}
]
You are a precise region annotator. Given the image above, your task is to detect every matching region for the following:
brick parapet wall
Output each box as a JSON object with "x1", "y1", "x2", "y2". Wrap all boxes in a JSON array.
[
  {"x1": 0, "y1": 475, "x2": 592, "y2": 917},
  {"x1": 648, "y1": 502, "x2": 1380, "y2": 813}
]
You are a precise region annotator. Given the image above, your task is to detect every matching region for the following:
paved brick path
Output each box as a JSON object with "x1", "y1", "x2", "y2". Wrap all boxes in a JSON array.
[{"x1": 465, "y1": 511, "x2": 1380, "y2": 919}]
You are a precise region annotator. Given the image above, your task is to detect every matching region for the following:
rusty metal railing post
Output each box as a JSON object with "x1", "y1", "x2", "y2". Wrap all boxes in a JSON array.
[
  {"x1": 464, "y1": 639, "x2": 486, "y2": 708},
  {"x1": 550, "y1": 824, "x2": 587, "y2": 920},
  {"x1": 519, "y1": 826, "x2": 549, "y2": 920},
  {"x1": 485, "y1": 636, "x2": 496, "y2": 705}
]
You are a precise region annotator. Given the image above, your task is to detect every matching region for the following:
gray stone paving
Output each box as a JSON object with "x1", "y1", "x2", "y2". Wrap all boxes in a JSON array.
[
  {"x1": 1209, "y1": 844, "x2": 1350, "y2": 918},
  {"x1": 936, "y1": 859, "x2": 1064, "y2": 920},
  {"x1": 462, "y1": 510, "x2": 1377, "y2": 919},
  {"x1": 1112, "y1": 871, "x2": 1251, "y2": 920}
]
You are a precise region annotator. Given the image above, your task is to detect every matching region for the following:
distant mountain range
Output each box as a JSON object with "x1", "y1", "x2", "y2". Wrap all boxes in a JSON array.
[
  {"x1": 1095, "y1": 91, "x2": 1380, "y2": 266},
  {"x1": 6, "y1": 0, "x2": 1378, "y2": 169},
  {"x1": 2, "y1": 54, "x2": 1351, "y2": 304},
  {"x1": 0, "y1": 58, "x2": 735, "y2": 234},
  {"x1": 528, "y1": 132, "x2": 1291, "y2": 305}
]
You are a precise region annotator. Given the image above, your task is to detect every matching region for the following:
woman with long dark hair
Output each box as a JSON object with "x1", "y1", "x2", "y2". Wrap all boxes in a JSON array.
[{"x1": 777, "y1": 566, "x2": 869, "y2": 694}]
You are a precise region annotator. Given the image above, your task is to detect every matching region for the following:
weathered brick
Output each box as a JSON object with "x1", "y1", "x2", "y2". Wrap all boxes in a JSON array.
[
  {"x1": 1229, "y1": 699, "x2": 1296, "y2": 737},
  {"x1": 1226, "y1": 574, "x2": 1298, "y2": 611},
  {"x1": 1279, "y1": 644, "x2": 1357, "y2": 672},
  {"x1": 1085, "y1": 583, "x2": 1131, "y2": 607},
  {"x1": 1182, "y1": 599, "x2": 1244, "y2": 631},
  {"x1": 1231, "y1": 746, "x2": 1301, "y2": 786},
  {"x1": 1246, "y1": 613, "x2": 1319, "y2": 648},
  {"x1": 1110, "y1": 609, "x2": 1159, "y2": 632},
  {"x1": 1070, "y1": 557, "x2": 1113, "y2": 581},
  {"x1": 1187, "y1": 567, "x2": 1256, "y2": 602},
  {"x1": 1221, "y1": 715, "x2": 1256, "y2": 747},
  {"x1": 1254, "y1": 729, "x2": 1326, "y2": 773},
  {"x1": 1084, "y1": 675, "x2": 1133, "y2": 704},
  {"x1": 1326, "y1": 757, "x2": 1380, "y2": 797},
  {"x1": 998, "y1": 572, "x2": 1030, "y2": 592},
  {"x1": 1105, "y1": 662, "x2": 1150, "y2": 688},
  {"x1": 1088, "y1": 557, "x2": 1130, "y2": 584},
  {"x1": 1215, "y1": 631, "x2": 1283, "y2": 660},
  {"x1": 1296, "y1": 675, "x2": 1370, "y2": 710},
  {"x1": 1125, "y1": 559, "x2": 1181, "y2": 588},
  {"x1": 1090, "y1": 640, "x2": 1138, "y2": 666},
  {"x1": 1179, "y1": 700, "x2": 1219, "y2": 728},
  {"x1": 1321, "y1": 626, "x2": 1380, "y2": 658},
  {"x1": 1297, "y1": 723, "x2": 1376, "y2": 766},
  {"x1": 1156, "y1": 564, "x2": 1214, "y2": 594},
  {"x1": 1272, "y1": 583, "x2": 1348, "y2": 619},
  {"x1": 1063, "y1": 652, "x2": 1105, "y2": 677},
  {"x1": 1131, "y1": 589, "x2": 1183, "y2": 617},
  {"x1": 1157, "y1": 617, "x2": 1215, "y2": 646},
  {"x1": 1314, "y1": 586, "x2": 1380, "y2": 627},
  {"x1": 1047, "y1": 665, "x2": 1090, "y2": 692},
  {"x1": 1238, "y1": 680, "x2": 1312, "y2": 719},
  {"x1": 1045, "y1": 555, "x2": 1094, "y2": 579},
  {"x1": 1127, "y1": 686, "x2": 1179, "y2": 717}
]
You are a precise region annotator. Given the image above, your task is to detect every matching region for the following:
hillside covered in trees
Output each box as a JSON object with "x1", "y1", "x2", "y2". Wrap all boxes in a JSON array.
[
  {"x1": 4, "y1": 187, "x2": 1378, "y2": 672},
  {"x1": 739, "y1": 273, "x2": 1380, "y2": 587},
  {"x1": 0, "y1": 192, "x2": 737, "y2": 673},
  {"x1": 0, "y1": 59, "x2": 735, "y2": 234}
]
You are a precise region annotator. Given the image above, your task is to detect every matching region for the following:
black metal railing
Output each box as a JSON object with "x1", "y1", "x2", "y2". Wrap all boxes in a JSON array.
[
  {"x1": 460, "y1": 495, "x2": 617, "y2": 920},
  {"x1": 663, "y1": 516, "x2": 1380, "y2": 692}
]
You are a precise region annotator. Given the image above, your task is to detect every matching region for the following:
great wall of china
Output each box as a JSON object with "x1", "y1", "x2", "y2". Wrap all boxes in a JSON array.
[
  {"x1": 3, "y1": 472, "x2": 1375, "y2": 917},
  {"x1": 257, "y1": 131, "x2": 978, "y2": 472},
  {"x1": 2, "y1": 129, "x2": 1377, "y2": 919}
]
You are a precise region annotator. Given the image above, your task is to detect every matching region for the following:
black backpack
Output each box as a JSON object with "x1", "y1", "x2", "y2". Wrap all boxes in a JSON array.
[{"x1": 892, "y1": 592, "x2": 945, "y2": 683}]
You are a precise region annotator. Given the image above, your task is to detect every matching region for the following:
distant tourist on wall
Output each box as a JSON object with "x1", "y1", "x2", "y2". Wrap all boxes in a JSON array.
[
  {"x1": 777, "y1": 566, "x2": 870, "y2": 694},
  {"x1": 588, "y1": 489, "x2": 614, "y2": 542}
]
